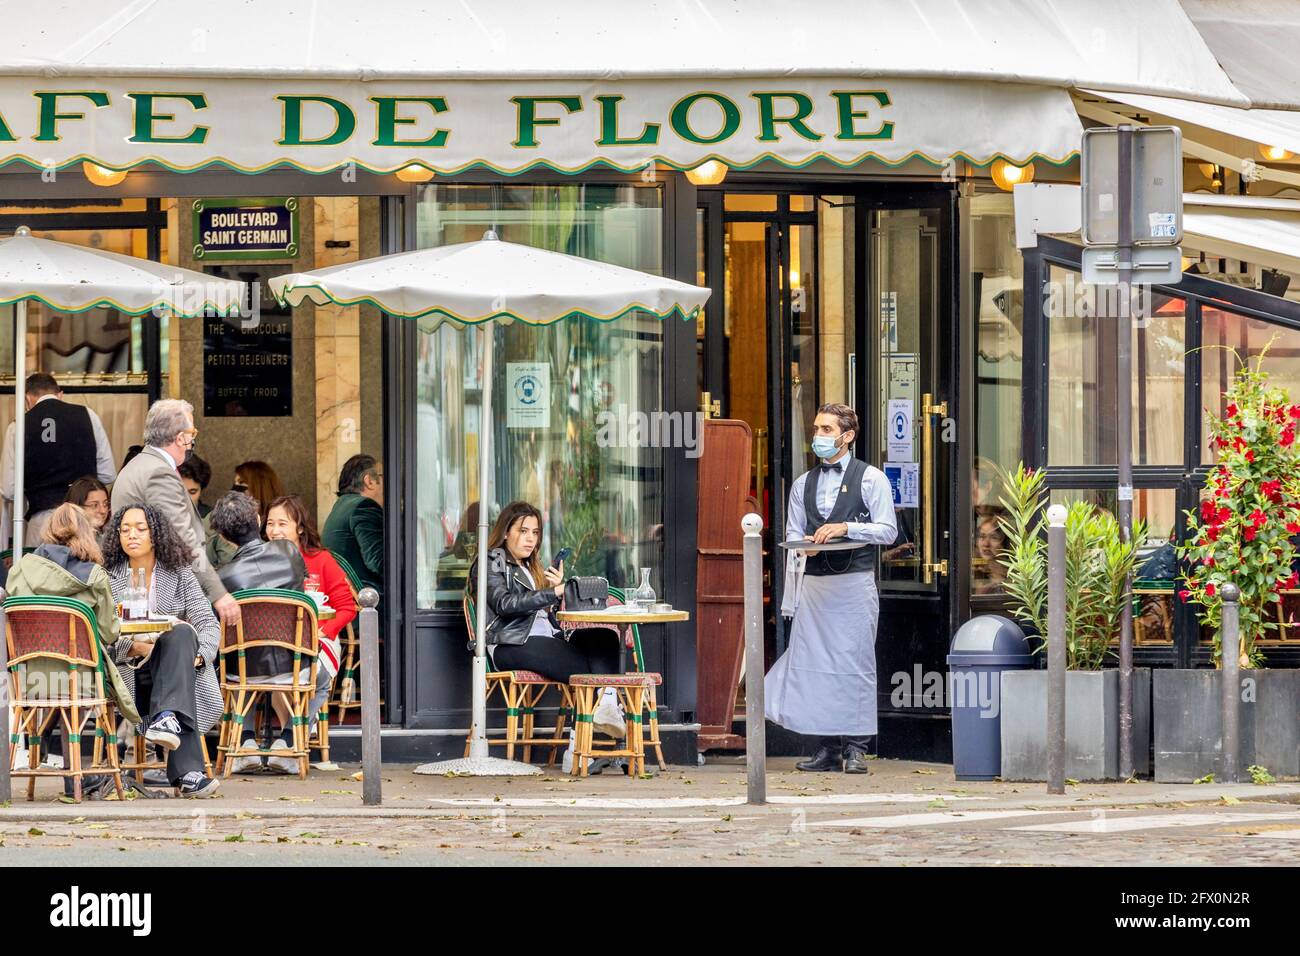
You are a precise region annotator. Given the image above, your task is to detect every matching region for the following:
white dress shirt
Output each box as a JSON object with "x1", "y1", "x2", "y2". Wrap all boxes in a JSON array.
[
  {"x1": 0, "y1": 394, "x2": 118, "y2": 500},
  {"x1": 785, "y1": 455, "x2": 898, "y2": 546}
]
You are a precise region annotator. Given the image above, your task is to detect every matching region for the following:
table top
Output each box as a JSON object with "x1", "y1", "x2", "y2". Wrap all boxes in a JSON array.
[
  {"x1": 119, "y1": 618, "x2": 173, "y2": 635},
  {"x1": 557, "y1": 608, "x2": 690, "y2": 624},
  {"x1": 317, "y1": 606, "x2": 335, "y2": 621}
]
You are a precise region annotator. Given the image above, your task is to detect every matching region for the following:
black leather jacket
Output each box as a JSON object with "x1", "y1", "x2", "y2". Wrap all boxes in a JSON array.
[
  {"x1": 470, "y1": 548, "x2": 561, "y2": 647},
  {"x1": 217, "y1": 538, "x2": 307, "y2": 595}
]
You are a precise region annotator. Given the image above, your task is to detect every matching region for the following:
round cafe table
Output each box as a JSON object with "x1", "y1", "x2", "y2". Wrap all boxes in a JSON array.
[
  {"x1": 557, "y1": 607, "x2": 689, "y2": 670},
  {"x1": 118, "y1": 618, "x2": 173, "y2": 635}
]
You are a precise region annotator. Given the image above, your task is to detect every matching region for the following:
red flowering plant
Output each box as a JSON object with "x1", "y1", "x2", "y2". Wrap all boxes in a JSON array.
[{"x1": 1176, "y1": 352, "x2": 1300, "y2": 666}]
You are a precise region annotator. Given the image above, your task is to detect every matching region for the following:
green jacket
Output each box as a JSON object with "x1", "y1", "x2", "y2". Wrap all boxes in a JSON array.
[
  {"x1": 5, "y1": 547, "x2": 141, "y2": 724},
  {"x1": 322, "y1": 493, "x2": 384, "y2": 597}
]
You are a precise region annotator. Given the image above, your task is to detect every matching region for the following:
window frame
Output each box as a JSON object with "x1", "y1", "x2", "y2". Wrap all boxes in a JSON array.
[{"x1": 1022, "y1": 235, "x2": 1300, "y2": 668}]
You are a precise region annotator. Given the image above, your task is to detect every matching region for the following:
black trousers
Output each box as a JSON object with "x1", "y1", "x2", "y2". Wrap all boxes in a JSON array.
[
  {"x1": 491, "y1": 628, "x2": 620, "y2": 683},
  {"x1": 818, "y1": 735, "x2": 875, "y2": 753},
  {"x1": 138, "y1": 623, "x2": 206, "y2": 784}
]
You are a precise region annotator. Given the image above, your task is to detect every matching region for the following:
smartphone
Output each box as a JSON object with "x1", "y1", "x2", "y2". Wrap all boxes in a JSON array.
[{"x1": 549, "y1": 547, "x2": 572, "y2": 570}]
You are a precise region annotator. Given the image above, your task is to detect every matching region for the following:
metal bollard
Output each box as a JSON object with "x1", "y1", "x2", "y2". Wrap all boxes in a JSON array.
[
  {"x1": 742, "y1": 513, "x2": 766, "y2": 805},
  {"x1": 357, "y1": 588, "x2": 382, "y2": 806},
  {"x1": 1220, "y1": 583, "x2": 1241, "y2": 785},
  {"x1": 0, "y1": 587, "x2": 9, "y2": 805},
  {"x1": 1046, "y1": 505, "x2": 1067, "y2": 796}
]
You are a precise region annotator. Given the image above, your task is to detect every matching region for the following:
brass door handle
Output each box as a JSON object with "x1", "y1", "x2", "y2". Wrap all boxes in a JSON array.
[{"x1": 921, "y1": 391, "x2": 949, "y2": 584}]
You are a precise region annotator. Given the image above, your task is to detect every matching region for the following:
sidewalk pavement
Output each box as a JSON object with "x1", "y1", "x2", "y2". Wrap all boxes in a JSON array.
[{"x1": 3, "y1": 755, "x2": 1297, "y2": 821}]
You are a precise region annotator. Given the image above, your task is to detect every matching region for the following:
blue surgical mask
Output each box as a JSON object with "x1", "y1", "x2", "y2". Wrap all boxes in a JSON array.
[{"x1": 811, "y1": 435, "x2": 840, "y2": 460}]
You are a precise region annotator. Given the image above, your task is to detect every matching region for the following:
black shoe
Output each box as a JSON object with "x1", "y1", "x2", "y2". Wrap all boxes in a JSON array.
[
  {"x1": 843, "y1": 749, "x2": 871, "y2": 774},
  {"x1": 178, "y1": 771, "x2": 221, "y2": 798},
  {"x1": 795, "y1": 745, "x2": 844, "y2": 772},
  {"x1": 63, "y1": 774, "x2": 111, "y2": 799},
  {"x1": 141, "y1": 769, "x2": 171, "y2": 788}
]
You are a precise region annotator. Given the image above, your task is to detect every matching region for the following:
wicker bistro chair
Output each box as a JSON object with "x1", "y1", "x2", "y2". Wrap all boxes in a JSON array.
[
  {"x1": 4, "y1": 595, "x2": 125, "y2": 802},
  {"x1": 559, "y1": 586, "x2": 666, "y2": 771},
  {"x1": 216, "y1": 589, "x2": 321, "y2": 780},
  {"x1": 463, "y1": 595, "x2": 574, "y2": 765}
]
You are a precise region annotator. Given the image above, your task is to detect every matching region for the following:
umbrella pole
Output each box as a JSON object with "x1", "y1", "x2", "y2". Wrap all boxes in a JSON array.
[
  {"x1": 12, "y1": 299, "x2": 25, "y2": 551},
  {"x1": 413, "y1": 323, "x2": 539, "y2": 777},
  {"x1": 469, "y1": 322, "x2": 493, "y2": 759}
]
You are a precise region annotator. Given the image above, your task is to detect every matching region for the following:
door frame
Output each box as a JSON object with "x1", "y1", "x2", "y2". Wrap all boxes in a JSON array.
[{"x1": 696, "y1": 181, "x2": 964, "y2": 642}]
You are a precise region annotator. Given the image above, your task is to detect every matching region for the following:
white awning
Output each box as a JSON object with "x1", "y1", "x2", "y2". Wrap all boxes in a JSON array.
[
  {"x1": 0, "y1": 0, "x2": 1261, "y2": 176},
  {"x1": 0, "y1": 0, "x2": 1246, "y2": 99},
  {"x1": 1082, "y1": 89, "x2": 1300, "y2": 157},
  {"x1": 1179, "y1": 0, "x2": 1300, "y2": 111},
  {"x1": 1183, "y1": 193, "x2": 1300, "y2": 275}
]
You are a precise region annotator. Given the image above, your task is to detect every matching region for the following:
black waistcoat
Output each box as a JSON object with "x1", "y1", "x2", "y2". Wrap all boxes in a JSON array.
[
  {"x1": 23, "y1": 399, "x2": 96, "y2": 515},
  {"x1": 803, "y1": 456, "x2": 875, "y2": 576}
]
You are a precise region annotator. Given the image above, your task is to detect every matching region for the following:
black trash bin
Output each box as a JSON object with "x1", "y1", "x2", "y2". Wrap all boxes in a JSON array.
[{"x1": 946, "y1": 615, "x2": 1033, "y2": 781}]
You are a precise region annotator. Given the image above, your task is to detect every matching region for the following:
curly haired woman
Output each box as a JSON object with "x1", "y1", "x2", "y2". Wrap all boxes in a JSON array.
[{"x1": 102, "y1": 503, "x2": 222, "y2": 798}]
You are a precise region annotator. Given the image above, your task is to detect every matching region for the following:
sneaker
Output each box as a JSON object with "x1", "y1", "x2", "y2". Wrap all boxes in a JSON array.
[
  {"x1": 587, "y1": 757, "x2": 612, "y2": 775},
  {"x1": 178, "y1": 771, "x2": 220, "y2": 798},
  {"x1": 142, "y1": 769, "x2": 171, "y2": 788},
  {"x1": 229, "y1": 737, "x2": 264, "y2": 775},
  {"x1": 561, "y1": 730, "x2": 576, "y2": 774},
  {"x1": 266, "y1": 737, "x2": 299, "y2": 775},
  {"x1": 592, "y1": 688, "x2": 627, "y2": 739},
  {"x1": 144, "y1": 712, "x2": 182, "y2": 752}
]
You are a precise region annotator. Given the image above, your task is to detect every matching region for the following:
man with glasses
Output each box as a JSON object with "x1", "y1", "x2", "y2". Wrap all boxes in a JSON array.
[
  {"x1": 322, "y1": 453, "x2": 385, "y2": 601},
  {"x1": 111, "y1": 398, "x2": 241, "y2": 627}
]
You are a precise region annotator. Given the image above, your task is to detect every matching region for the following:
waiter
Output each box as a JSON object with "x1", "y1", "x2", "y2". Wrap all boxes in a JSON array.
[{"x1": 765, "y1": 403, "x2": 897, "y2": 774}]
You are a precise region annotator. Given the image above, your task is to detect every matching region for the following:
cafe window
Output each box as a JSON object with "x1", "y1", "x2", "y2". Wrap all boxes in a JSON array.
[
  {"x1": 969, "y1": 193, "x2": 1022, "y2": 595},
  {"x1": 0, "y1": 206, "x2": 171, "y2": 481},
  {"x1": 1201, "y1": 305, "x2": 1300, "y2": 464},
  {"x1": 1046, "y1": 265, "x2": 1186, "y2": 466},
  {"x1": 414, "y1": 183, "x2": 666, "y2": 609}
]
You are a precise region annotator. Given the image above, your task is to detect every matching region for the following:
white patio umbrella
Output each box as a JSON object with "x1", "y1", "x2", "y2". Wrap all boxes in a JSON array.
[
  {"x1": 270, "y1": 231, "x2": 710, "y2": 776},
  {"x1": 0, "y1": 225, "x2": 246, "y2": 548}
]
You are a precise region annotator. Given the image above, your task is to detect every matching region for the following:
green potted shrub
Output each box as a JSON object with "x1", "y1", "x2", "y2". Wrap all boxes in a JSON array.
[
  {"x1": 1156, "y1": 353, "x2": 1300, "y2": 781},
  {"x1": 995, "y1": 463, "x2": 1153, "y2": 781}
]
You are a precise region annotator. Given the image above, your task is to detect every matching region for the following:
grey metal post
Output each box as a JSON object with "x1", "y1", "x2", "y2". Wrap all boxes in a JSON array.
[
  {"x1": 1046, "y1": 504, "x2": 1068, "y2": 795},
  {"x1": 1220, "y1": 583, "x2": 1241, "y2": 784},
  {"x1": 1115, "y1": 125, "x2": 1136, "y2": 780},
  {"x1": 358, "y1": 587, "x2": 382, "y2": 806},
  {"x1": 13, "y1": 295, "x2": 27, "y2": 551},
  {"x1": 742, "y1": 513, "x2": 765, "y2": 805},
  {"x1": 0, "y1": 587, "x2": 9, "y2": 804}
]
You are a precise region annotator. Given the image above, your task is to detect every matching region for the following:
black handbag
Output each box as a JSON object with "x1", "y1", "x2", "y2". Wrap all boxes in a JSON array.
[{"x1": 564, "y1": 576, "x2": 609, "y2": 612}]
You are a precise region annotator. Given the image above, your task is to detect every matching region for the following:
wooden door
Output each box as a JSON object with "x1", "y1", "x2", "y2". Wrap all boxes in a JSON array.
[{"x1": 695, "y1": 418, "x2": 755, "y2": 750}]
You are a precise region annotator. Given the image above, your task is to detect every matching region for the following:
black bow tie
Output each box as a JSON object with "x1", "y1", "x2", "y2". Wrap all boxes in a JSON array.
[{"x1": 819, "y1": 460, "x2": 844, "y2": 473}]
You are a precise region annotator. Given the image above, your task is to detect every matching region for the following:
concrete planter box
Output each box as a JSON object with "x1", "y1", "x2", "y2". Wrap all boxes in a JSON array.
[
  {"x1": 999, "y1": 669, "x2": 1151, "y2": 781},
  {"x1": 1153, "y1": 669, "x2": 1300, "y2": 783}
]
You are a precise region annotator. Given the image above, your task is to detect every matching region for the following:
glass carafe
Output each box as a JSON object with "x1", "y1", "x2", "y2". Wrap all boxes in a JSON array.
[{"x1": 633, "y1": 567, "x2": 656, "y2": 610}]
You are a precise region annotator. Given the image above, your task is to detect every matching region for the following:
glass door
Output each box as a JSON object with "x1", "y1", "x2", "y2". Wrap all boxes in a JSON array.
[{"x1": 865, "y1": 201, "x2": 956, "y2": 757}]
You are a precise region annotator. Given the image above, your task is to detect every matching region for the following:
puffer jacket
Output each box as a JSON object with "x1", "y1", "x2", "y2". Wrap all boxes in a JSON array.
[
  {"x1": 5, "y1": 544, "x2": 140, "y2": 724},
  {"x1": 468, "y1": 547, "x2": 561, "y2": 647}
]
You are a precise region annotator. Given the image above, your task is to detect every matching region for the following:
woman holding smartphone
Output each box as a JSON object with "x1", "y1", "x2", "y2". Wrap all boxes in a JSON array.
[{"x1": 469, "y1": 501, "x2": 625, "y2": 745}]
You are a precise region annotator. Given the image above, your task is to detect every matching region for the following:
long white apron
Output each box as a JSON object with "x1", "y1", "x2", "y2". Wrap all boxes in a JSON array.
[{"x1": 764, "y1": 570, "x2": 879, "y2": 736}]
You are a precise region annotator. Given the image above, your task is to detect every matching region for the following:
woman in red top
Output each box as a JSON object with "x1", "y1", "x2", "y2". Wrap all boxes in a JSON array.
[{"x1": 261, "y1": 495, "x2": 358, "y2": 769}]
